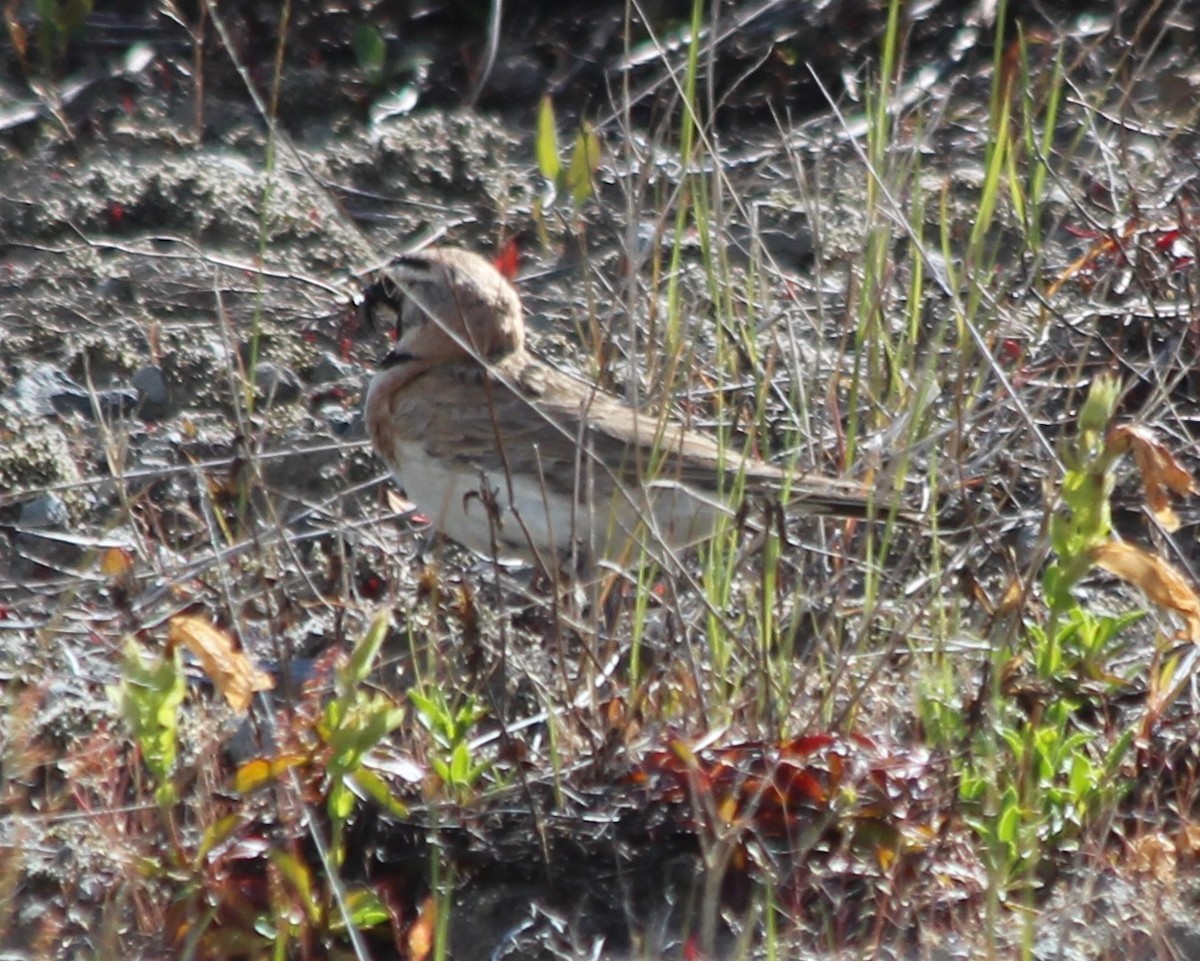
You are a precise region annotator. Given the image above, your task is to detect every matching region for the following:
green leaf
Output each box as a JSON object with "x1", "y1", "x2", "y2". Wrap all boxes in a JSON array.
[
  {"x1": 1068, "y1": 753, "x2": 1095, "y2": 797},
  {"x1": 349, "y1": 698, "x2": 404, "y2": 758},
  {"x1": 449, "y1": 742, "x2": 471, "y2": 785},
  {"x1": 349, "y1": 768, "x2": 409, "y2": 818},
  {"x1": 196, "y1": 814, "x2": 246, "y2": 865},
  {"x1": 1079, "y1": 373, "x2": 1120, "y2": 438},
  {"x1": 999, "y1": 727, "x2": 1026, "y2": 760},
  {"x1": 958, "y1": 772, "x2": 986, "y2": 802},
  {"x1": 997, "y1": 793, "x2": 1021, "y2": 852},
  {"x1": 338, "y1": 886, "x2": 391, "y2": 930},
  {"x1": 453, "y1": 699, "x2": 488, "y2": 731},
  {"x1": 328, "y1": 779, "x2": 355, "y2": 820},
  {"x1": 535, "y1": 96, "x2": 561, "y2": 184},
  {"x1": 112, "y1": 640, "x2": 184, "y2": 789},
  {"x1": 1101, "y1": 728, "x2": 1135, "y2": 778},
  {"x1": 352, "y1": 24, "x2": 387, "y2": 83},
  {"x1": 270, "y1": 849, "x2": 320, "y2": 924},
  {"x1": 409, "y1": 688, "x2": 452, "y2": 745},
  {"x1": 341, "y1": 609, "x2": 392, "y2": 690},
  {"x1": 566, "y1": 123, "x2": 602, "y2": 206}
]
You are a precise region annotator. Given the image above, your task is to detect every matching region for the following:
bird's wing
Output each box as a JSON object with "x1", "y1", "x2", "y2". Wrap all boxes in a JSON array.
[
  {"x1": 410, "y1": 355, "x2": 880, "y2": 519},
  {"x1": 407, "y1": 357, "x2": 747, "y2": 497},
  {"x1": 514, "y1": 362, "x2": 880, "y2": 518}
]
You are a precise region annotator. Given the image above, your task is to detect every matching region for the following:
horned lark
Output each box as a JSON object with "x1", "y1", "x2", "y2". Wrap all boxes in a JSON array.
[{"x1": 363, "y1": 247, "x2": 914, "y2": 577}]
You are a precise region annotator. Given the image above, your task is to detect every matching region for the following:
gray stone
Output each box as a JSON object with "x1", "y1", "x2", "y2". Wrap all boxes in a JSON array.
[
  {"x1": 14, "y1": 494, "x2": 82, "y2": 577},
  {"x1": 131, "y1": 364, "x2": 170, "y2": 420},
  {"x1": 254, "y1": 362, "x2": 302, "y2": 406},
  {"x1": 18, "y1": 493, "x2": 69, "y2": 529},
  {"x1": 322, "y1": 405, "x2": 361, "y2": 438},
  {"x1": 8, "y1": 363, "x2": 138, "y2": 421},
  {"x1": 310, "y1": 352, "x2": 355, "y2": 385}
]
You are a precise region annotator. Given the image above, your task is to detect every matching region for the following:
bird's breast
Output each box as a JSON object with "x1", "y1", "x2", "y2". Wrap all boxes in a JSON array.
[{"x1": 390, "y1": 441, "x2": 586, "y2": 567}]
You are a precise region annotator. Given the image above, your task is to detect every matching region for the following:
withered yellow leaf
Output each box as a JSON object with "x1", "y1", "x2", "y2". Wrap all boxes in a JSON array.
[
  {"x1": 1109, "y1": 424, "x2": 1197, "y2": 532},
  {"x1": 168, "y1": 614, "x2": 274, "y2": 712},
  {"x1": 1091, "y1": 541, "x2": 1200, "y2": 643},
  {"x1": 408, "y1": 896, "x2": 436, "y2": 961},
  {"x1": 100, "y1": 546, "x2": 135, "y2": 578},
  {"x1": 234, "y1": 753, "x2": 308, "y2": 793}
]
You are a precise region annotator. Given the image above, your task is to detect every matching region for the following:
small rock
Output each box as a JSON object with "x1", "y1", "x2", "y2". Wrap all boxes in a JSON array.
[
  {"x1": 14, "y1": 493, "x2": 82, "y2": 578},
  {"x1": 254, "y1": 362, "x2": 301, "y2": 406},
  {"x1": 322, "y1": 405, "x2": 361, "y2": 438},
  {"x1": 310, "y1": 352, "x2": 354, "y2": 385},
  {"x1": 132, "y1": 364, "x2": 170, "y2": 420},
  {"x1": 9, "y1": 363, "x2": 138, "y2": 421},
  {"x1": 18, "y1": 493, "x2": 69, "y2": 529}
]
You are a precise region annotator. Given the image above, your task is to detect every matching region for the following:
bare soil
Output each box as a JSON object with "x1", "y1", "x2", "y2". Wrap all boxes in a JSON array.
[{"x1": 3, "y1": 2, "x2": 1200, "y2": 959}]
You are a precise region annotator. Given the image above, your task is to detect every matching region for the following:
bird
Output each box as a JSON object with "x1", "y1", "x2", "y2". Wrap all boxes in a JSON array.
[{"x1": 362, "y1": 247, "x2": 915, "y2": 579}]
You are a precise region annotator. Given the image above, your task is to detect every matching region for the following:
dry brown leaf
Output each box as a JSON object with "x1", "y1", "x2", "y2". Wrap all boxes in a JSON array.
[
  {"x1": 994, "y1": 577, "x2": 1026, "y2": 618},
  {"x1": 1090, "y1": 542, "x2": 1200, "y2": 643},
  {"x1": 167, "y1": 614, "x2": 274, "y2": 712},
  {"x1": 1109, "y1": 424, "x2": 1197, "y2": 532},
  {"x1": 959, "y1": 568, "x2": 994, "y2": 614},
  {"x1": 1177, "y1": 823, "x2": 1200, "y2": 862},
  {"x1": 1129, "y1": 833, "x2": 1177, "y2": 883}
]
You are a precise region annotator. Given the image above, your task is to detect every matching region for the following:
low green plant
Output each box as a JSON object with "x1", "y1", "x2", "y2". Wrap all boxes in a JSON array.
[
  {"x1": 110, "y1": 639, "x2": 185, "y2": 808},
  {"x1": 409, "y1": 684, "x2": 489, "y2": 803},
  {"x1": 351, "y1": 23, "x2": 387, "y2": 84},
  {"x1": 532, "y1": 94, "x2": 603, "y2": 247},
  {"x1": 959, "y1": 700, "x2": 1133, "y2": 894},
  {"x1": 318, "y1": 609, "x2": 407, "y2": 866},
  {"x1": 7, "y1": 0, "x2": 93, "y2": 76},
  {"x1": 922, "y1": 376, "x2": 1145, "y2": 915},
  {"x1": 177, "y1": 610, "x2": 405, "y2": 954}
]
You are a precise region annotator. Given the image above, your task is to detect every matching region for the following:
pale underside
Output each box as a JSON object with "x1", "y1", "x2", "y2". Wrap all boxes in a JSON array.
[{"x1": 392, "y1": 440, "x2": 735, "y2": 574}]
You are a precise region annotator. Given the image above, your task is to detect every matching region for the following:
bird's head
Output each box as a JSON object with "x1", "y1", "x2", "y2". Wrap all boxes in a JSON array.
[{"x1": 363, "y1": 247, "x2": 524, "y2": 370}]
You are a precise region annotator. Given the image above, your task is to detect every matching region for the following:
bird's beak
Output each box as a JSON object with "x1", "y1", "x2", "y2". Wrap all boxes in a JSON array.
[{"x1": 360, "y1": 277, "x2": 404, "y2": 338}]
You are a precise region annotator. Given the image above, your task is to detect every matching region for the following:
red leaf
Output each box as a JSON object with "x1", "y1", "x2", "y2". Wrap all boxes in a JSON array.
[{"x1": 494, "y1": 237, "x2": 520, "y2": 281}]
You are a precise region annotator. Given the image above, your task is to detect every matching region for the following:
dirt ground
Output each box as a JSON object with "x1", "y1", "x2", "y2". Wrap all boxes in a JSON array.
[{"x1": 3, "y1": 1, "x2": 1200, "y2": 959}]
